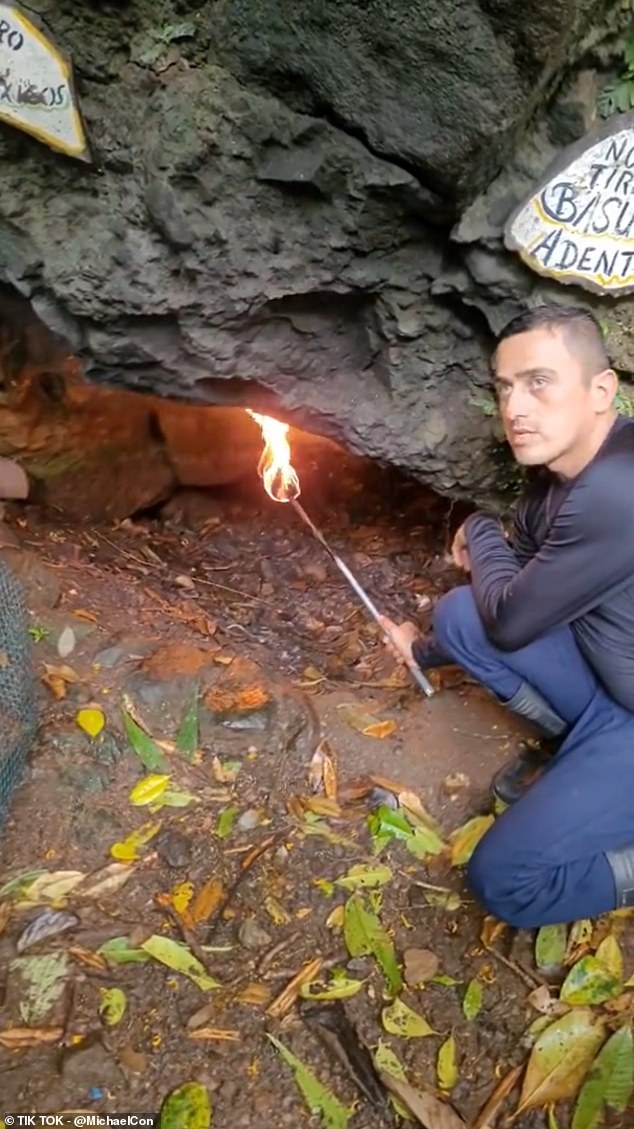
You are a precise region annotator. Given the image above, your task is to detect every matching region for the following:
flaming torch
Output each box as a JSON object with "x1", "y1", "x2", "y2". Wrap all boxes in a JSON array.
[{"x1": 247, "y1": 411, "x2": 435, "y2": 698}]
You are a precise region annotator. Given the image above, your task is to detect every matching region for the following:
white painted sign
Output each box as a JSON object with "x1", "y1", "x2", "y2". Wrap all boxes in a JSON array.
[
  {"x1": 0, "y1": 3, "x2": 90, "y2": 161},
  {"x1": 505, "y1": 114, "x2": 634, "y2": 295}
]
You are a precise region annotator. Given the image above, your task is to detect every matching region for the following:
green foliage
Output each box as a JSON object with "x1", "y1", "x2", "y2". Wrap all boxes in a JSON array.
[{"x1": 597, "y1": 36, "x2": 634, "y2": 117}]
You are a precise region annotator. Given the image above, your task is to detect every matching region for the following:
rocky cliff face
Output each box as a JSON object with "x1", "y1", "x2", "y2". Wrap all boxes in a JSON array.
[{"x1": 0, "y1": 0, "x2": 630, "y2": 508}]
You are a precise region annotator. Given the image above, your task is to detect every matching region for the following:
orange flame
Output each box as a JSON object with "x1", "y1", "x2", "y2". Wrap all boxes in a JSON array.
[{"x1": 247, "y1": 410, "x2": 301, "y2": 502}]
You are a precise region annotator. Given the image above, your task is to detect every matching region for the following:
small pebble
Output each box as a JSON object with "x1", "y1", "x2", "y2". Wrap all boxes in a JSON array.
[{"x1": 155, "y1": 829, "x2": 192, "y2": 868}]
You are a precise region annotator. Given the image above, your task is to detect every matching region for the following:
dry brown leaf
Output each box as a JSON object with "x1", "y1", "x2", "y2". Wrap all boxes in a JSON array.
[
  {"x1": 191, "y1": 877, "x2": 225, "y2": 926},
  {"x1": 404, "y1": 948, "x2": 440, "y2": 987},
  {"x1": 378, "y1": 1071, "x2": 466, "y2": 1128},
  {"x1": 472, "y1": 1064, "x2": 524, "y2": 1129},
  {"x1": 286, "y1": 795, "x2": 305, "y2": 821},
  {"x1": 302, "y1": 796, "x2": 342, "y2": 819},
  {"x1": 0, "y1": 900, "x2": 11, "y2": 936},
  {"x1": 0, "y1": 1026, "x2": 64, "y2": 1048},
  {"x1": 73, "y1": 608, "x2": 98, "y2": 623},
  {"x1": 69, "y1": 946, "x2": 108, "y2": 973},
  {"x1": 236, "y1": 983, "x2": 271, "y2": 1007},
  {"x1": 364, "y1": 719, "x2": 397, "y2": 739},
  {"x1": 266, "y1": 958, "x2": 323, "y2": 1019},
  {"x1": 480, "y1": 916, "x2": 507, "y2": 948},
  {"x1": 604, "y1": 992, "x2": 634, "y2": 1015},
  {"x1": 188, "y1": 1027, "x2": 240, "y2": 1042},
  {"x1": 308, "y1": 738, "x2": 338, "y2": 801},
  {"x1": 369, "y1": 773, "x2": 412, "y2": 795}
]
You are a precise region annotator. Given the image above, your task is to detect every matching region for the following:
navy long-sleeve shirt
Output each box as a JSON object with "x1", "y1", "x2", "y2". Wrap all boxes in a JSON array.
[{"x1": 464, "y1": 417, "x2": 634, "y2": 712}]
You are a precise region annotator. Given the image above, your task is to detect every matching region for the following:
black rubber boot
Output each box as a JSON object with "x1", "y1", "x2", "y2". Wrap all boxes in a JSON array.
[
  {"x1": 491, "y1": 683, "x2": 568, "y2": 805},
  {"x1": 606, "y1": 845, "x2": 634, "y2": 908}
]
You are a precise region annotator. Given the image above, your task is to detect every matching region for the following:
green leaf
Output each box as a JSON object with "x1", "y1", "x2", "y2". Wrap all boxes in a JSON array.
[
  {"x1": 572, "y1": 1026, "x2": 634, "y2": 1129},
  {"x1": 0, "y1": 868, "x2": 45, "y2": 899},
  {"x1": 437, "y1": 1035, "x2": 458, "y2": 1091},
  {"x1": 405, "y1": 826, "x2": 445, "y2": 858},
  {"x1": 343, "y1": 894, "x2": 402, "y2": 994},
  {"x1": 216, "y1": 805, "x2": 240, "y2": 839},
  {"x1": 536, "y1": 924, "x2": 568, "y2": 970},
  {"x1": 335, "y1": 863, "x2": 393, "y2": 890},
  {"x1": 368, "y1": 806, "x2": 414, "y2": 843},
  {"x1": 372, "y1": 1042, "x2": 411, "y2": 1120},
  {"x1": 99, "y1": 986, "x2": 127, "y2": 1026},
  {"x1": 433, "y1": 974, "x2": 461, "y2": 987},
  {"x1": 560, "y1": 956, "x2": 622, "y2": 1006},
  {"x1": 382, "y1": 997, "x2": 436, "y2": 1038},
  {"x1": 516, "y1": 1009, "x2": 606, "y2": 1115},
  {"x1": 176, "y1": 687, "x2": 199, "y2": 762},
  {"x1": 152, "y1": 787, "x2": 197, "y2": 809},
  {"x1": 122, "y1": 709, "x2": 168, "y2": 772},
  {"x1": 463, "y1": 978, "x2": 483, "y2": 1020},
  {"x1": 98, "y1": 937, "x2": 150, "y2": 965},
  {"x1": 300, "y1": 971, "x2": 364, "y2": 1001},
  {"x1": 267, "y1": 1034, "x2": 351, "y2": 1128},
  {"x1": 449, "y1": 815, "x2": 494, "y2": 866},
  {"x1": 141, "y1": 935, "x2": 221, "y2": 991},
  {"x1": 159, "y1": 1081, "x2": 211, "y2": 1128}
]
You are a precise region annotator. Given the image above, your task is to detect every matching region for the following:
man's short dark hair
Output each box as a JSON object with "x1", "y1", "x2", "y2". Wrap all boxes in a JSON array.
[{"x1": 495, "y1": 305, "x2": 610, "y2": 376}]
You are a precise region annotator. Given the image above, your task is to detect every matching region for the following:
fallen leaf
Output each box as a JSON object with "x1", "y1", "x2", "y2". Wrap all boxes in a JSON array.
[
  {"x1": 41, "y1": 663, "x2": 81, "y2": 699},
  {"x1": 403, "y1": 948, "x2": 439, "y2": 987},
  {"x1": 300, "y1": 971, "x2": 364, "y2": 1001},
  {"x1": 406, "y1": 826, "x2": 446, "y2": 859},
  {"x1": 326, "y1": 905, "x2": 345, "y2": 930},
  {"x1": 264, "y1": 895, "x2": 291, "y2": 925},
  {"x1": 379, "y1": 1071, "x2": 466, "y2": 1128},
  {"x1": 572, "y1": 1025, "x2": 634, "y2": 1129},
  {"x1": 565, "y1": 919, "x2": 594, "y2": 966},
  {"x1": 122, "y1": 705, "x2": 169, "y2": 772},
  {"x1": 99, "y1": 986, "x2": 128, "y2": 1027},
  {"x1": 191, "y1": 877, "x2": 225, "y2": 926},
  {"x1": 141, "y1": 935, "x2": 220, "y2": 991},
  {"x1": 158, "y1": 1081, "x2": 212, "y2": 1128},
  {"x1": 170, "y1": 881, "x2": 194, "y2": 919},
  {"x1": 69, "y1": 947, "x2": 108, "y2": 973},
  {"x1": 151, "y1": 786, "x2": 197, "y2": 809},
  {"x1": 212, "y1": 756, "x2": 241, "y2": 783},
  {"x1": 433, "y1": 974, "x2": 461, "y2": 988},
  {"x1": 382, "y1": 997, "x2": 436, "y2": 1038},
  {"x1": 267, "y1": 1034, "x2": 352, "y2": 1128},
  {"x1": 98, "y1": 937, "x2": 151, "y2": 965},
  {"x1": 372, "y1": 1042, "x2": 411, "y2": 1120},
  {"x1": 437, "y1": 1035, "x2": 458, "y2": 1091},
  {"x1": 176, "y1": 687, "x2": 199, "y2": 762},
  {"x1": 0, "y1": 901, "x2": 11, "y2": 936},
  {"x1": 76, "y1": 706, "x2": 105, "y2": 739},
  {"x1": 5, "y1": 869, "x2": 85, "y2": 906},
  {"x1": 343, "y1": 894, "x2": 402, "y2": 995},
  {"x1": 514, "y1": 1009, "x2": 606, "y2": 1116},
  {"x1": 235, "y1": 983, "x2": 271, "y2": 1007},
  {"x1": 398, "y1": 790, "x2": 439, "y2": 832},
  {"x1": 595, "y1": 935, "x2": 624, "y2": 982},
  {"x1": 560, "y1": 956, "x2": 622, "y2": 1006},
  {"x1": 527, "y1": 984, "x2": 570, "y2": 1018},
  {"x1": 536, "y1": 923, "x2": 568, "y2": 971},
  {"x1": 16, "y1": 908, "x2": 78, "y2": 953},
  {"x1": 462, "y1": 978, "x2": 483, "y2": 1021},
  {"x1": 216, "y1": 805, "x2": 240, "y2": 839},
  {"x1": 0, "y1": 1026, "x2": 63, "y2": 1048},
  {"x1": 449, "y1": 815, "x2": 494, "y2": 866},
  {"x1": 110, "y1": 820, "x2": 161, "y2": 862},
  {"x1": 336, "y1": 863, "x2": 393, "y2": 891},
  {"x1": 480, "y1": 915, "x2": 507, "y2": 947},
  {"x1": 303, "y1": 796, "x2": 342, "y2": 818},
  {"x1": 76, "y1": 862, "x2": 136, "y2": 901},
  {"x1": 337, "y1": 702, "x2": 396, "y2": 738},
  {"x1": 57, "y1": 626, "x2": 76, "y2": 658},
  {"x1": 421, "y1": 889, "x2": 462, "y2": 912},
  {"x1": 309, "y1": 738, "x2": 338, "y2": 801},
  {"x1": 129, "y1": 773, "x2": 171, "y2": 807}
]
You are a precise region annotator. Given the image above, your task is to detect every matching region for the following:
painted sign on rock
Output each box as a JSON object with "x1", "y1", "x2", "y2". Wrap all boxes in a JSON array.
[
  {"x1": 505, "y1": 112, "x2": 634, "y2": 295},
  {"x1": 0, "y1": 2, "x2": 90, "y2": 161}
]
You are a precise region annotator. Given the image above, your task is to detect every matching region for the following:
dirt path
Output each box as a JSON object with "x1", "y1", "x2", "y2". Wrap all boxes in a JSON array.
[{"x1": 0, "y1": 465, "x2": 631, "y2": 1128}]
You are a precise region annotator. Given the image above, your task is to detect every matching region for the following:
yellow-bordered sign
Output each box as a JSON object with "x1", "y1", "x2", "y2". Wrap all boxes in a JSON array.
[{"x1": 0, "y1": 3, "x2": 91, "y2": 161}]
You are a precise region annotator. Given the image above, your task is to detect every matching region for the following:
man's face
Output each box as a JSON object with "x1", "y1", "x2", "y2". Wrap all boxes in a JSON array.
[{"x1": 493, "y1": 326, "x2": 611, "y2": 473}]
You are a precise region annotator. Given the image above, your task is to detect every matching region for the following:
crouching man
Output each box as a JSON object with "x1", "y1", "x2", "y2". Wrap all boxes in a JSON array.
[{"x1": 381, "y1": 306, "x2": 634, "y2": 929}]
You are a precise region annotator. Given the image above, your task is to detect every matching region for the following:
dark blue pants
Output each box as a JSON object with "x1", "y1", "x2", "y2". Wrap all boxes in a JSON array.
[{"x1": 430, "y1": 586, "x2": 634, "y2": 928}]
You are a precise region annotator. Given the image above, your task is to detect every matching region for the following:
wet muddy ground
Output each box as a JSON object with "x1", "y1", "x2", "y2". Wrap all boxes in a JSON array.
[{"x1": 0, "y1": 444, "x2": 631, "y2": 1128}]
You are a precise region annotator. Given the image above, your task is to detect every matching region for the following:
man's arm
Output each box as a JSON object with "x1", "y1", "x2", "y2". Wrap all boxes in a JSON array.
[{"x1": 463, "y1": 465, "x2": 634, "y2": 650}]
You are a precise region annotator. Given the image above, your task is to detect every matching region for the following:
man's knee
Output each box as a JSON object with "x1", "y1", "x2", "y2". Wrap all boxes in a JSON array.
[
  {"x1": 467, "y1": 830, "x2": 547, "y2": 930},
  {"x1": 432, "y1": 585, "x2": 481, "y2": 660}
]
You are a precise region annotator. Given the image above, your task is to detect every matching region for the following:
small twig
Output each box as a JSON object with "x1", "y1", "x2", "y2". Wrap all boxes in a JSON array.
[
  {"x1": 256, "y1": 931, "x2": 302, "y2": 975},
  {"x1": 484, "y1": 944, "x2": 541, "y2": 990}
]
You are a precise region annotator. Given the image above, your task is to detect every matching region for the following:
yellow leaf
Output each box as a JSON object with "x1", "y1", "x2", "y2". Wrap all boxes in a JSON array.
[
  {"x1": 326, "y1": 905, "x2": 345, "y2": 930},
  {"x1": 437, "y1": 1035, "x2": 458, "y2": 1091},
  {"x1": 171, "y1": 882, "x2": 194, "y2": 916},
  {"x1": 515, "y1": 1009, "x2": 605, "y2": 1116},
  {"x1": 110, "y1": 820, "x2": 161, "y2": 861},
  {"x1": 264, "y1": 896, "x2": 291, "y2": 925},
  {"x1": 382, "y1": 997, "x2": 436, "y2": 1038},
  {"x1": 129, "y1": 774, "x2": 170, "y2": 807},
  {"x1": 595, "y1": 934, "x2": 624, "y2": 982},
  {"x1": 337, "y1": 702, "x2": 397, "y2": 738},
  {"x1": 99, "y1": 987, "x2": 127, "y2": 1027},
  {"x1": 76, "y1": 707, "x2": 105, "y2": 739},
  {"x1": 449, "y1": 815, "x2": 495, "y2": 866}
]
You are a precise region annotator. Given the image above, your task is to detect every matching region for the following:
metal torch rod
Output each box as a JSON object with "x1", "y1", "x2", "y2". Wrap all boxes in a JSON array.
[{"x1": 291, "y1": 500, "x2": 435, "y2": 698}]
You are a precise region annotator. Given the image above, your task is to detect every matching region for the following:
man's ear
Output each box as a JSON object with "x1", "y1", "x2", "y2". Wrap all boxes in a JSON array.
[{"x1": 592, "y1": 368, "x2": 619, "y2": 413}]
